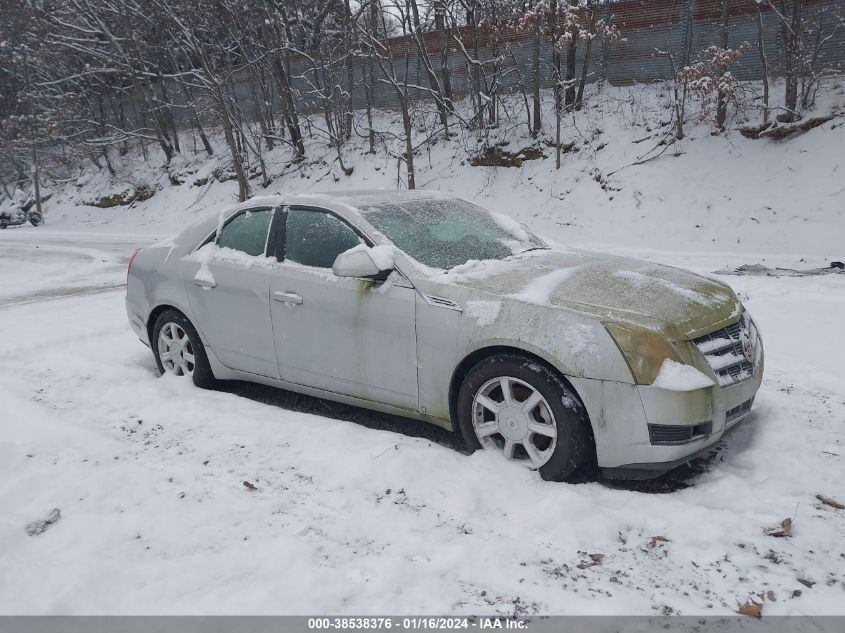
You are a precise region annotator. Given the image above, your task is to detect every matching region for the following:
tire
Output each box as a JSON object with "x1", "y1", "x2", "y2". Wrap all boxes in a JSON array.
[
  {"x1": 0, "y1": 224, "x2": 7, "y2": 229},
  {"x1": 29, "y1": 214, "x2": 42, "y2": 227},
  {"x1": 456, "y1": 353, "x2": 594, "y2": 482},
  {"x1": 151, "y1": 309, "x2": 216, "y2": 389}
]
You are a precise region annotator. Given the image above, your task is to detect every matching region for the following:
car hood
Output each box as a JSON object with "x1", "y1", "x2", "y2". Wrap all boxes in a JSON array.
[{"x1": 443, "y1": 249, "x2": 740, "y2": 337}]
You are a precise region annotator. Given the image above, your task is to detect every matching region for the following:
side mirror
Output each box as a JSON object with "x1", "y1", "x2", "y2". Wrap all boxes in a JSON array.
[{"x1": 332, "y1": 246, "x2": 388, "y2": 278}]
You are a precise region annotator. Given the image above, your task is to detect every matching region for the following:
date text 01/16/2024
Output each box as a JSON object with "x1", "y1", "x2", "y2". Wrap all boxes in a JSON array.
[{"x1": 307, "y1": 618, "x2": 528, "y2": 630}]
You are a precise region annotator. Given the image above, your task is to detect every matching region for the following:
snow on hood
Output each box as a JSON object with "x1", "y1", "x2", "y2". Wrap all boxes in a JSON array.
[{"x1": 445, "y1": 249, "x2": 740, "y2": 335}]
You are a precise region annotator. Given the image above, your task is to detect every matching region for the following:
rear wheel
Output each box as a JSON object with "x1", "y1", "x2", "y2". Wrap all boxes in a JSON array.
[
  {"x1": 457, "y1": 353, "x2": 593, "y2": 482},
  {"x1": 151, "y1": 309, "x2": 215, "y2": 389}
]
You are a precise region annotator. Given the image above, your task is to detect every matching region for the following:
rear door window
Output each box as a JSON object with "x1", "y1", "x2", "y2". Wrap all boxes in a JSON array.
[{"x1": 216, "y1": 208, "x2": 274, "y2": 256}]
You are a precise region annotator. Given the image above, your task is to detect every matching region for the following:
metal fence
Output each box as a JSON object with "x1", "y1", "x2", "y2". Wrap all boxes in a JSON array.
[
  {"x1": 282, "y1": 0, "x2": 845, "y2": 113},
  {"x1": 145, "y1": 0, "x2": 843, "y2": 128}
]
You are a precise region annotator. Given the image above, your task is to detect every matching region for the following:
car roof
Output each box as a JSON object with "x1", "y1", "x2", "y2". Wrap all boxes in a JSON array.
[
  {"x1": 215, "y1": 189, "x2": 452, "y2": 217},
  {"x1": 289, "y1": 189, "x2": 451, "y2": 210}
]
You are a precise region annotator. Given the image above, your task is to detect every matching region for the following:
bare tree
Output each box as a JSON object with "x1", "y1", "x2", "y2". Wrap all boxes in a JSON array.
[
  {"x1": 531, "y1": 2, "x2": 542, "y2": 135},
  {"x1": 756, "y1": 3, "x2": 771, "y2": 126},
  {"x1": 408, "y1": 0, "x2": 451, "y2": 136},
  {"x1": 434, "y1": 0, "x2": 454, "y2": 109},
  {"x1": 715, "y1": 0, "x2": 731, "y2": 130}
]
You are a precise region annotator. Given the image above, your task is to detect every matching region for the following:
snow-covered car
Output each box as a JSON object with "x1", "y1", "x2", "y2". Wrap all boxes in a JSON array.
[{"x1": 126, "y1": 190, "x2": 763, "y2": 481}]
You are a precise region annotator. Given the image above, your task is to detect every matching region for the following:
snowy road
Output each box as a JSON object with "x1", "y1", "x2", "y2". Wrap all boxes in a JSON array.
[
  {"x1": 1, "y1": 228, "x2": 844, "y2": 615},
  {"x1": 0, "y1": 229, "x2": 157, "y2": 306}
]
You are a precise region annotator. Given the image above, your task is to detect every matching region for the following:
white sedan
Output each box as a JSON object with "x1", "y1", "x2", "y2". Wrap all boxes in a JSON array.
[{"x1": 126, "y1": 190, "x2": 763, "y2": 481}]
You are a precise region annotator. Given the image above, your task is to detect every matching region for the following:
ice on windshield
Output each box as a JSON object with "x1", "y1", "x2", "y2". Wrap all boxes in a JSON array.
[{"x1": 360, "y1": 198, "x2": 545, "y2": 270}]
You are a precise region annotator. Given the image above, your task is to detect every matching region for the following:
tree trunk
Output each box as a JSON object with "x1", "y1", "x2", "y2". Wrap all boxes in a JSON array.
[
  {"x1": 435, "y1": 0, "x2": 453, "y2": 109},
  {"x1": 272, "y1": 54, "x2": 306, "y2": 160},
  {"x1": 575, "y1": 7, "x2": 597, "y2": 111},
  {"x1": 343, "y1": 0, "x2": 355, "y2": 141},
  {"x1": 551, "y1": 0, "x2": 562, "y2": 168},
  {"x1": 532, "y1": 11, "x2": 541, "y2": 135},
  {"x1": 409, "y1": 0, "x2": 449, "y2": 137},
  {"x1": 715, "y1": 0, "x2": 730, "y2": 130},
  {"x1": 780, "y1": 0, "x2": 802, "y2": 121},
  {"x1": 247, "y1": 70, "x2": 273, "y2": 151},
  {"x1": 471, "y1": 3, "x2": 483, "y2": 127},
  {"x1": 757, "y1": 6, "x2": 770, "y2": 125},
  {"x1": 178, "y1": 81, "x2": 213, "y2": 156},
  {"x1": 564, "y1": 31, "x2": 577, "y2": 111},
  {"x1": 401, "y1": 99, "x2": 415, "y2": 189},
  {"x1": 365, "y1": 0, "x2": 380, "y2": 153},
  {"x1": 363, "y1": 61, "x2": 376, "y2": 153},
  {"x1": 159, "y1": 77, "x2": 180, "y2": 154},
  {"x1": 214, "y1": 84, "x2": 250, "y2": 202}
]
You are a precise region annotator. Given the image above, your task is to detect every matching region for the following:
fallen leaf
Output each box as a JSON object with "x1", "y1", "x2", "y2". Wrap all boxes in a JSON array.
[
  {"x1": 648, "y1": 535, "x2": 671, "y2": 549},
  {"x1": 25, "y1": 508, "x2": 62, "y2": 537},
  {"x1": 737, "y1": 599, "x2": 763, "y2": 618},
  {"x1": 577, "y1": 552, "x2": 605, "y2": 570},
  {"x1": 817, "y1": 495, "x2": 845, "y2": 510},
  {"x1": 766, "y1": 518, "x2": 793, "y2": 538},
  {"x1": 766, "y1": 591, "x2": 777, "y2": 602},
  {"x1": 242, "y1": 480, "x2": 257, "y2": 491}
]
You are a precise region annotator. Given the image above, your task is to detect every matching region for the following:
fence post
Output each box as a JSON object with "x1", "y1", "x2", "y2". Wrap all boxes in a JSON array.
[
  {"x1": 600, "y1": 0, "x2": 612, "y2": 83},
  {"x1": 681, "y1": 0, "x2": 695, "y2": 68}
]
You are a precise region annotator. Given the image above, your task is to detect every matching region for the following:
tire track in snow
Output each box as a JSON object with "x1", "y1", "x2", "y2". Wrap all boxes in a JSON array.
[{"x1": 0, "y1": 284, "x2": 125, "y2": 309}]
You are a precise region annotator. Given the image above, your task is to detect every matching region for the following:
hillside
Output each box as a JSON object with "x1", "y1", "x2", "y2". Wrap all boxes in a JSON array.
[{"x1": 21, "y1": 81, "x2": 845, "y2": 265}]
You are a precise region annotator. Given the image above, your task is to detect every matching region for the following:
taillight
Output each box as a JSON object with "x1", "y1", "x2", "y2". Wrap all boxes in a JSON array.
[{"x1": 127, "y1": 248, "x2": 142, "y2": 284}]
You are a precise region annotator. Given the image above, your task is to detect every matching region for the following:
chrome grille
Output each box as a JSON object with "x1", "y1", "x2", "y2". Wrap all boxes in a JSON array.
[{"x1": 692, "y1": 315, "x2": 759, "y2": 387}]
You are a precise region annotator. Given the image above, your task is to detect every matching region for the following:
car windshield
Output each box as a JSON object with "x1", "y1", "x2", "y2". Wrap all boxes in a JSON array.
[{"x1": 360, "y1": 197, "x2": 546, "y2": 270}]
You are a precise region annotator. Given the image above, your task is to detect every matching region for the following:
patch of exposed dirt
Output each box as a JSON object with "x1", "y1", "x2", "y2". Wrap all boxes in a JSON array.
[{"x1": 470, "y1": 146, "x2": 545, "y2": 167}]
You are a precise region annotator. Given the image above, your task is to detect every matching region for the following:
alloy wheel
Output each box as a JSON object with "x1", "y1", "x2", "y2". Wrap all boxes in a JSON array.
[
  {"x1": 157, "y1": 322, "x2": 196, "y2": 377},
  {"x1": 471, "y1": 376, "x2": 558, "y2": 469}
]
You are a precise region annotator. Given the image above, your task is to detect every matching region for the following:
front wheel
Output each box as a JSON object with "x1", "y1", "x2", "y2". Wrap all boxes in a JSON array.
[
  {"x1": 456, "y1": 354, "x2": 594, "y2": 482},
  {"x1": 151, "y1": 309, "x2": 216, "y2": 389},
  {"x1": 29, "y1": 213, "x2": 42, "y2": 227}
]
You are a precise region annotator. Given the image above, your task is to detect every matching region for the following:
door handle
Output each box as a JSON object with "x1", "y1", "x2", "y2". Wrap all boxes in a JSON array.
[
  {"x1": 193, "y1": 278, "x2": 216, "y2": 289},
  {"x1": 273, "y1": 290, "x2": 303, "y2": 305}
]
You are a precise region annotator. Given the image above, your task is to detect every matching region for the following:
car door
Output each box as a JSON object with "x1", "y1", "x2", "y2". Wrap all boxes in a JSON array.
[
  {"x1": 270, "y1": 206, "x2": 419, "y2": 411},
  {"x1": 183, "y1": 206, "x2": 280, "y2": 379}
]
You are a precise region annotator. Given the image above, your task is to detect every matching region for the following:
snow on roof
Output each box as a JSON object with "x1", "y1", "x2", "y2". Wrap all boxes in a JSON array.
[
  {"x1": 224, "y1": 189, "x2": 452, "y2": 217},
  {"x1": 296, "y1": 189, "x2": 450, "y2": 209}
]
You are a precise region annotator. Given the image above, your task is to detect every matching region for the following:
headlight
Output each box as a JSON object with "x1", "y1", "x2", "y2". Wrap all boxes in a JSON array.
[{"x1": 604, "y1": 322, "x2": 682, "y2": 385}]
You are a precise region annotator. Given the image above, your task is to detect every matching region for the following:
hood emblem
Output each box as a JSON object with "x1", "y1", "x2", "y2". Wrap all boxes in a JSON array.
[{"x1": 740, "y1": 324, "x2": 755, "y2": 363}]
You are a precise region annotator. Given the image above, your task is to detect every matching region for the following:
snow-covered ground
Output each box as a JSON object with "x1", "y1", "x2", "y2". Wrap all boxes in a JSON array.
[{"x1": 1, "y1": 82, "x2": 844, "y2": 615}]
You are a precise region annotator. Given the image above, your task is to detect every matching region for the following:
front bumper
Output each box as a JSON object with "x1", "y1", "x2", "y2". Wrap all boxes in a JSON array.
[{"x1": 573, "y1": 345, "x2": 764, "y2": 480}]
